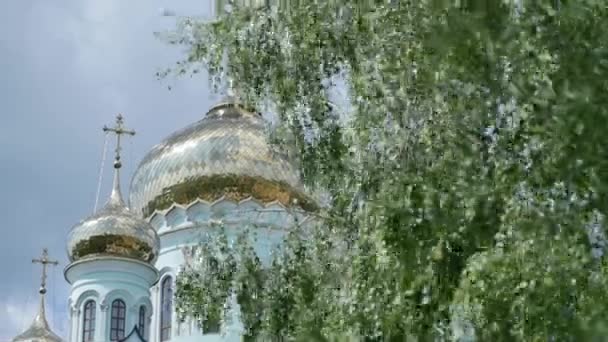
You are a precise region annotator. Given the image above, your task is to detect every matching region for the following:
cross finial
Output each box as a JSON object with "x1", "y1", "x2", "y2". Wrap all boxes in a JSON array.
[
  {"x1": 103, "y1": 114, "x2": 136, "y2": 169},
  {"x1": 32, "y1": 248, "x2": 58, "y2": 295},
  {"x1": 225, "y1": 75, "x2": 241, "y2": 101}
]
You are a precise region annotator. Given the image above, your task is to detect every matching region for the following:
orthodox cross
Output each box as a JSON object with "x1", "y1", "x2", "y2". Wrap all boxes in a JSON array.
[
  {"x1": 32, "y1": 248, "x2": 58, "y2": 294},
  {"x1": 103, "y1": 114, "x2": 136, "y2": 169},
  {"x1": 225, "y1": 75, "x2": 242, "y2": 101}
]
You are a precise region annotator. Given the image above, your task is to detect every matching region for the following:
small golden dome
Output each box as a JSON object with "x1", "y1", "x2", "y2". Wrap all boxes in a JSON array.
[{"x1": 67, "y1": 171, "x2": 160, "y2": 263}]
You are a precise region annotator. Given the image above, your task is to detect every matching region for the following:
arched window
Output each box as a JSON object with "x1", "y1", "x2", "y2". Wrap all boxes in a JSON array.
[
  {"x1": 110, "y1": 299, "x2": 126, "y2": 341},
  {"x1": 160, "y1": 276, "x2": 173, "y2": 341},
  {"x1": 138, "y1": 305, "x2": 146, "y2": 337},
  {"x1": 82, "y1": 300, "x2": 96, "y2": 342}
]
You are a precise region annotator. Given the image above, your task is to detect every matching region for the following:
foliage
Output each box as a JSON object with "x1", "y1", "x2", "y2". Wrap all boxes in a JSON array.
[
  {"x1": 175, "y1": 230, "x2": 235, "y2": 331},
  {"x1": 162, "y1": 0, "x2": 608, "y2": 340}
]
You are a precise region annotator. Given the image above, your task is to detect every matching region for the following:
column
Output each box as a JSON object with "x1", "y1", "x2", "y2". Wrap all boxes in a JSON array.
[
  {"x1": 68, "y1": 305, "x2": 74, "y2": 342},
  {"x1": 74, "y1": 308, "x2": 81, "y2": 342},
  {"x1": 98, "y1": 300, "x2": 109, "y2": 341},
  {"x1": 151, "y1": 285, "x2": 159, "y2": 342}
]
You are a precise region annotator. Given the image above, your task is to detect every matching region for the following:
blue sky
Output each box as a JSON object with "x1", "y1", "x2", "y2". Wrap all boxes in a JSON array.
[{"x1": 0, "y1": 1, "x2": 218, "y2": 339}]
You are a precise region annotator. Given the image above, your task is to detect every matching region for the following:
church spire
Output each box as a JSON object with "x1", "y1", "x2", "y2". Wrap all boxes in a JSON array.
[
  {"x1": 103, "y1": 114, "x2": 136, "y2": 206},
  {"x1": 12, "y1": 249, "x2": 63, "y2": 342},
  {"x1": 31, "y1": 248, "x2": 58, "y2": 329}
]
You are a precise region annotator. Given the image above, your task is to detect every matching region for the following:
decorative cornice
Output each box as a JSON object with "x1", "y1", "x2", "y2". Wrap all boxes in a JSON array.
[
  {"x1": 147, "y1": 196, "x2": 313, "y2": 233},
  {"x1": 64, "y1": 256, "x2": 159, "y2": 286},
  {"x1": 141, "y1": 174, "x2": 317, "y2": 217}
]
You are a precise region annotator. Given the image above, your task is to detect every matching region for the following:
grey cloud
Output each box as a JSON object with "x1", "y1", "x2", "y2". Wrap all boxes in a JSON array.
[{"x1": 0, "y1": 0, "x2": 215, "y2": 339}]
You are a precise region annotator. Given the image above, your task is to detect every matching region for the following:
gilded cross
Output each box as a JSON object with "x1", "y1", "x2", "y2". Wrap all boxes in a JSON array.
[
  {"x1": 103, "y1": 114, "x2": 136, "y2": 169},
  {"x1": 32, "y1": 248, "x2": 58, "y2": 294}
]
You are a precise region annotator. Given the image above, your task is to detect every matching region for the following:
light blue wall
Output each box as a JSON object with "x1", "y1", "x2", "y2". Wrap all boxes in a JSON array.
[
  {"x1": 149, "y1": 225, "x2": 281, "y2": 342},
  {"x1": 146, "y1": 199, "x2": 311, "y2": 342},
  {"x1": 65, "y1": 258, "x2": 157, "y2": 342}
]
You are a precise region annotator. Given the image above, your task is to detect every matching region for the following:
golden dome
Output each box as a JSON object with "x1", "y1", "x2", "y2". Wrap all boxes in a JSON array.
[
  {"x1": 68, "y1": 114, "x2": 160, "y2": 263},
  {"x1": 67, "y1": 171, "x2": 160, "y2": 263},
  {"x1": 129, "y1": 99, "x2": 315, "y2": 218}
]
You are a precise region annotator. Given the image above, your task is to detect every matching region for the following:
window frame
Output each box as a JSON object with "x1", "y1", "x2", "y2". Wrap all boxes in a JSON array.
[
  {"x1": 82, "y1": 300, "x2": 96, "y2": 342},
  {"x1": 109, "y1": 299, "x2": 126, "y2": 341},
  {"x1": 138, "y1": 305, "x2": 147, "y2": 337},
  {"x1": 160, "y1": 276, "x2": 173, "y2": 341}
]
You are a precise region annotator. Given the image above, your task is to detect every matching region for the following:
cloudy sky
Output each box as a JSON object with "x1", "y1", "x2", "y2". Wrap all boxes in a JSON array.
[{"x1": 0, "y1": 1, "x2": 219, "y2": 339}]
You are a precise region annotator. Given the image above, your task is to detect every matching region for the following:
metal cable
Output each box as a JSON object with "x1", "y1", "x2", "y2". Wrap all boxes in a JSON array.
[
  {"x1": 21, "y1": 271, "x2": 33, "y2": 331},
  {"x1": 94, "y1": 133, "x2": 110, "y2": 212},
  {"x1": 52, "y1": 267, "x2": 56, "y2": 330}
]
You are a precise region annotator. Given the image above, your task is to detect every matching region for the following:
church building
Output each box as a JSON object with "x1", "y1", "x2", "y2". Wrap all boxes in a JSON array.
[{"x1": 11, "y1": 91, "x2": 314, "y2": 341}]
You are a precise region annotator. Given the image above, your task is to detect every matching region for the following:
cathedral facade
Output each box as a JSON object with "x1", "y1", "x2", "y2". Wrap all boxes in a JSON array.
[{"x1": 12, "y1": 94, "x2": 314, "y2": 342}]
